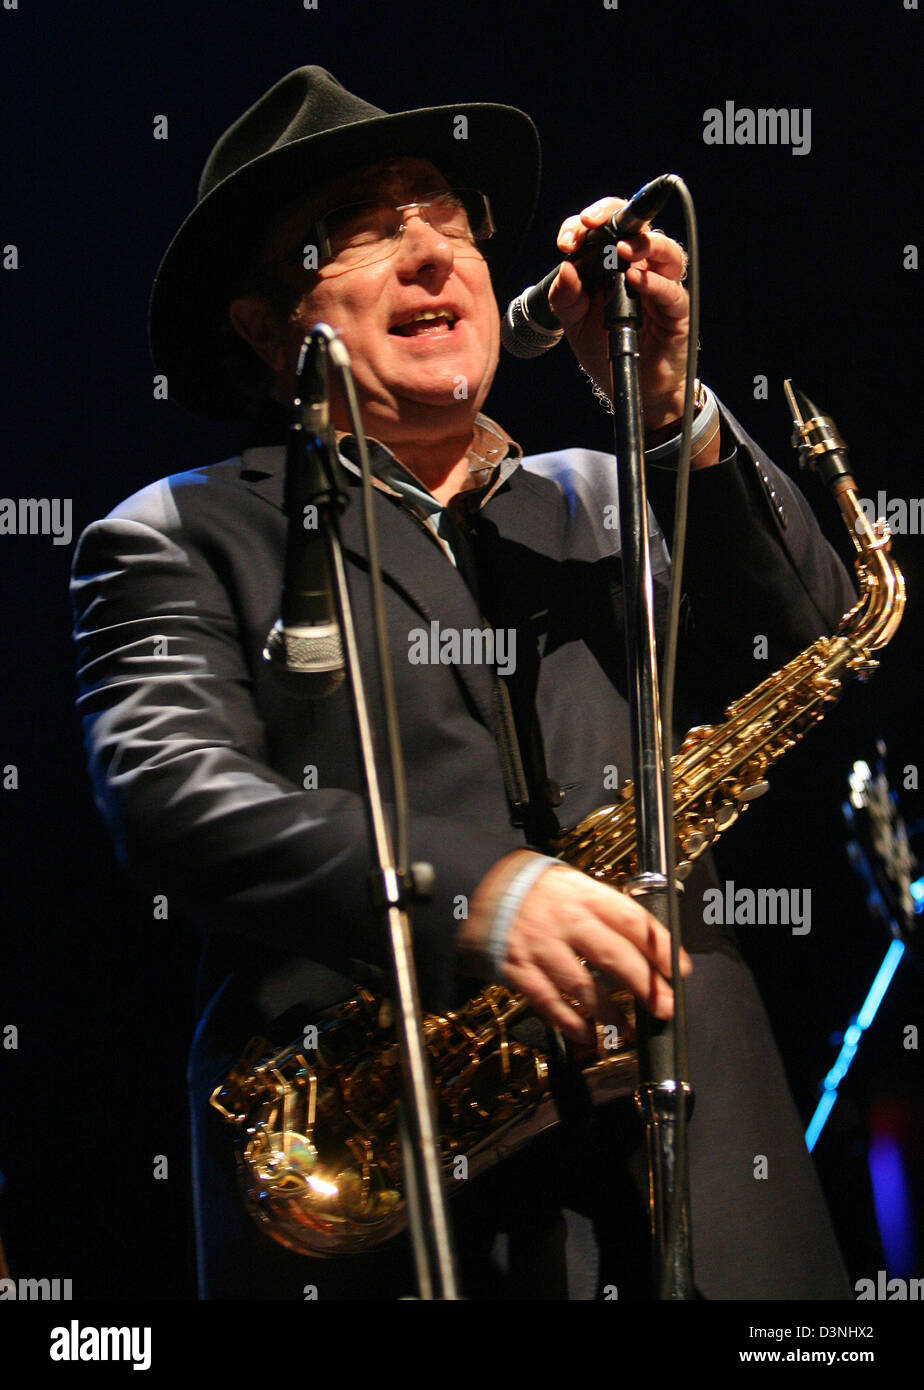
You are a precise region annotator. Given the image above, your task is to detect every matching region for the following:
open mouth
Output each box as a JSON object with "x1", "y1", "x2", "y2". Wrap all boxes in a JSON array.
[{"x1": 388, "y1": 310, "x2": 459, "y2": 338}]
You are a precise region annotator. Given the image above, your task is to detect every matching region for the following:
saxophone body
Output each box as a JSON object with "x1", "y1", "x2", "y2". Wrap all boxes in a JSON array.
[{"x1": 210, "y1": 385, "x2": 905, "y2": 1257}]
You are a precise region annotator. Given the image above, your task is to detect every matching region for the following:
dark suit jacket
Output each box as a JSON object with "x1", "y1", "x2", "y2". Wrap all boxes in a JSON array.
[{"x1": 70, "y1": 406, "x2": 856, "y2": 1078}]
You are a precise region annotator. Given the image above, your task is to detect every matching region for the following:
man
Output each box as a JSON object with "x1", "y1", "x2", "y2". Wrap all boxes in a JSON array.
[{"x1": 72, "y1": 66, "x2": 855, "y2": 1298}]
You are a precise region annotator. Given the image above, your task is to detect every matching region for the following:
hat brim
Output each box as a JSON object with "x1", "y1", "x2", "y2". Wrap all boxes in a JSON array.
[{"x1": 149, "y1": 102, "x2": 540, "y2": 420}]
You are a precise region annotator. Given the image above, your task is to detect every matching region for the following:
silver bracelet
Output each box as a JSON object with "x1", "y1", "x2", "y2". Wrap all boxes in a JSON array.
[
  {"x1": 486, "y1": 854, "x2": 565, "y2": 981},
  {"x1": 645, "y1": 383, "x2": 719, "y2": 466}
]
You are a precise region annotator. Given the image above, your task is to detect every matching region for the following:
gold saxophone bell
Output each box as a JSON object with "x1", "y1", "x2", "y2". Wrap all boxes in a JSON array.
[{"x1": 211, "y1": 383, "x2": 905, "y2": 1257}]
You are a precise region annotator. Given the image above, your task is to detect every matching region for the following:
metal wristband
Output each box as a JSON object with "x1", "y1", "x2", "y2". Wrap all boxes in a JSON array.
[
  {"x1": 486, "y1": 854, "x2": 565, "y2": 982},
  {"x1": 644, "y1": 383, "x2": 719, "y2": 466}
]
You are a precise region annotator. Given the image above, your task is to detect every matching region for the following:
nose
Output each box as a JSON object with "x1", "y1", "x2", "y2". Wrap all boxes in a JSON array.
[{"x1": 393, "y1": 205, "x2": 455, "y2": 277}]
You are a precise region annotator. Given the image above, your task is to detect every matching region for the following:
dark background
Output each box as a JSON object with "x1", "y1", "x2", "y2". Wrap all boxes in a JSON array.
[{"x1": 1, "y1": 0, "x2": 921, "y2": 1302}]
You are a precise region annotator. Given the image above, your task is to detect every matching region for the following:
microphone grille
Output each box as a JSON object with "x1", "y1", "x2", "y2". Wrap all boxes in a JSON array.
[
  {"x1": 264, "y1": 621, "x2": 345, "y2": 696},
  {"x1": 500, "y1": 297, "x2": 564, "y2": 360}
]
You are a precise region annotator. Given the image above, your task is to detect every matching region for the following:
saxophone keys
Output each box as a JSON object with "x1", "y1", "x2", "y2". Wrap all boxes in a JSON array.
[
  {"x1": 811, "y1": 675, "x2": 842, "y2": 702},
  {"x1": 677, "y1": 724, "x2": 714, "y2": 754},
  {"x1": 682, "y1": 816, "x2": 717, "y2": 858},
  {"x1": 736, "y1": 779, "x2": 770, "y2": 802},
  {"x1": 714, "y1": 801, "x2": 739, "y2": 829}
]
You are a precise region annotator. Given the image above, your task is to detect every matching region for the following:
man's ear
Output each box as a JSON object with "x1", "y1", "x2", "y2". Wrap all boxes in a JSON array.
[{"x1": 228, "y1": 294, "x2": 289, "y2": 373}]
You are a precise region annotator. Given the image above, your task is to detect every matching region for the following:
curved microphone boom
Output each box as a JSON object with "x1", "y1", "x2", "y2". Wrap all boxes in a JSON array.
[{"x1": 501, "y1": 173, "x2": 681, "y2": 359}]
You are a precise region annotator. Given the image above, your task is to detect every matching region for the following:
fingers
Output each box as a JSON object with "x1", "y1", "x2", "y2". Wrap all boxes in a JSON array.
[
  {"x1": 557, "y1": 872, "x2": 692, "y2": 979},
  {"x1": 579, "y1": 901, "x2": 687, "y2": 986},
  {"x1": 566, "y1": 916, "x2": 680, "y2": 1021},
  {"x1": 624, "y1": 265, "x2": 689, "y2": 327},
  {"x1": 503, "y1": 949, "x2": 636, "y2": 1047},
  {"x1": 504, "y1": 940, "x2": 598, "y2": 1044},
  {"x1": 497, "y1": 866, "x2": 693, "y2": 1041},
  {"x1": 557, "y1": 196, "x2": 626, "y2": 253},
  {"x1": 503, "y1": 959, "x2": 595, "y2": 1044},
  {"x1": 615, "y1": 226, "x2": 688, "y2": 282},
  {"x1": 546, "y1": 259, "x2": 589, "y2": 330},
  {"x1": 547, "y1": 259, "x2": 688, "y2": 347},
  {"x1": 556, "y1": 197, "x2": 688, "y2": 289}
]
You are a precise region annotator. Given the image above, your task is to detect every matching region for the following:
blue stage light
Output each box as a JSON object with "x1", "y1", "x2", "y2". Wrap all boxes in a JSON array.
[
  {"x1": 805, "y1": 940, "x2": 905, "y2": 1152},
  {"x1": 869, "y1": 1132, "x2": 915, "y2": 1275}
]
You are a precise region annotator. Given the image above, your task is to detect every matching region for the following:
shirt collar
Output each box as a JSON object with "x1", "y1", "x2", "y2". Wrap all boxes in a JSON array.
[{"x1": 334, "y1": 413, "x2": 522, "y2": 510}]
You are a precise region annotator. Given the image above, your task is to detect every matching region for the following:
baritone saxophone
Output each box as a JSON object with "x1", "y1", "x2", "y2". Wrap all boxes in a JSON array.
[{"x1": 210, "y1": 383, "x2": 906, "y2": 1257}]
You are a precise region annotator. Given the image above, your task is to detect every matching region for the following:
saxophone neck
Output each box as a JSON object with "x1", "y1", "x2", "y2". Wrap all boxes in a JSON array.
[
  {"x1": 784, "y1": 380, "x2": 906, "y2": 653},
  {"x1": 784, "y1": 380, "x2": 850, "y2": 482}
]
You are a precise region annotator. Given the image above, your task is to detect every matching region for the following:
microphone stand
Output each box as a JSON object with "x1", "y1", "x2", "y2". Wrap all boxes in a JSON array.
[
  {"x1": 283, "y1": 329, "x2": 460, "y2": 1299},
  {"x1": 602, "y1": 256, "x2": 695, "y2": 1299}
]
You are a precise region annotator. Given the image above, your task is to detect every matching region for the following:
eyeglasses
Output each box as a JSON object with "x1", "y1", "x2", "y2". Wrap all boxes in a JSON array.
[{"x1": 276, "y1": 188, "x2": 495, "y2": 274}]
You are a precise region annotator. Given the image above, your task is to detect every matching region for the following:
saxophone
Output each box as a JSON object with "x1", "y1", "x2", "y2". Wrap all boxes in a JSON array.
[{"x1": 210, "y1": 385, "x2": 905, "y2": 1257}]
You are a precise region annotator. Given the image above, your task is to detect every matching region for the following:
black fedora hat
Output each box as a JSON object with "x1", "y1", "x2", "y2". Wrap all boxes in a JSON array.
[{"x1": 149, "y1": 66, "x2": 541, "y2": 420}]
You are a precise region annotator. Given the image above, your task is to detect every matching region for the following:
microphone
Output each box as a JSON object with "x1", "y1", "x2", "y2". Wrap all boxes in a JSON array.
[
  {"x1": 501, "y1": 173, "x2": 680, "y2": 359},
  {"x1": 264, "y1": 327, "x2": 345, "y2": 692}
]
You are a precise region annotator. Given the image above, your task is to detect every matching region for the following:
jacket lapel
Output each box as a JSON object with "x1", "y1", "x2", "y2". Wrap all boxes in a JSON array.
[{"x1": 237, "y1": 446, "x2": 499, "y2": 732}]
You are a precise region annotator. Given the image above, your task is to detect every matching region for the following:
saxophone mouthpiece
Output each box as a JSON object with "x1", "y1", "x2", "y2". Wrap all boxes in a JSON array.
[
  {"x1": 783, "y1": 379, "x2": 854, "y2": 490},
  {"x1": 783, "y1": 379, "x2": 812, "y2": 432}
]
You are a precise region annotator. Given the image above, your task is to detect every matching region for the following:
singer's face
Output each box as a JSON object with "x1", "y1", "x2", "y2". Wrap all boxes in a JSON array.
[{"x1": 256, "y1": 159, "x2": 500, "y2": 439}]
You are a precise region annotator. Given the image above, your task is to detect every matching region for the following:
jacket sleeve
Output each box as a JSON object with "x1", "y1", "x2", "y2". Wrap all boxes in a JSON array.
[
  {"x1": 643, "y1": 401, "x2": 860, "y2": 718},
  {"x1": 70, "y1": 479, "x2": 524, "y2": 1007}
]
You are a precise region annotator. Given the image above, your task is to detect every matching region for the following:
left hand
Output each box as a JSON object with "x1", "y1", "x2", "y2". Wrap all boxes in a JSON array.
[{"x1": 547, "y1": 195, "x2": 690, "y2": 431}]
